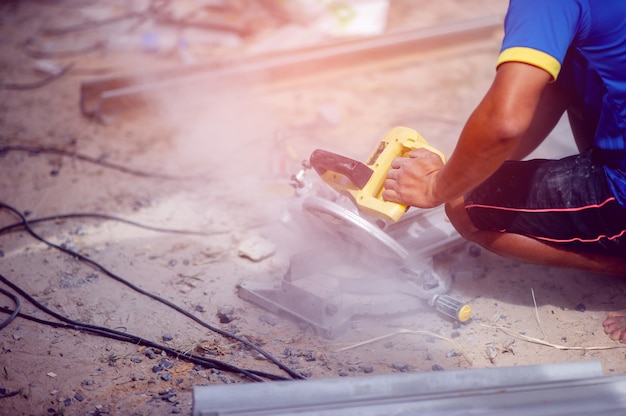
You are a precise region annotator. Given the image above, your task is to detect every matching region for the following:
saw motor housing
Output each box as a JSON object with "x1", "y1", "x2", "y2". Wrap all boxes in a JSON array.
[{"x1": 310, "y1": 126, "x2": 445, "y2": 223}]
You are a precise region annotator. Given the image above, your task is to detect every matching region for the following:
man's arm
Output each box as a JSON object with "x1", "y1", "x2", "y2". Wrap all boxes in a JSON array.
[
  {"x1": 383, "y1": 62, "x2": 563, "y2": 208},
  {"x1": 508, "y1": 73, "x2": 569, "y2": 160}
]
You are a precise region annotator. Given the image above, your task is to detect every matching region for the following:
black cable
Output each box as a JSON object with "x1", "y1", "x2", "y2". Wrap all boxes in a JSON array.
[
  {"x1": 0, "y1": 202, "x2": 304, "y2": 380},
  {"x1": 0, "y1": 276, "x2": 288, "y2": 382},
  {"x1": 153, "y1": 14, "x2": 251, "y2": 37},
  {"x1": 0, "y1": 144, "x2": 201, "y2": 180},
  {"x1": 40, "y1": 0, "x2": 170, "y2": 36},
  {"x1": 0, "y1": 390, "x2": 20, "y2": 400},
  {"x1": 21, "y1": 38, "x2": 105, "y2": 59},
  {"x1": 0, "y1": 63, "x2": 73, "y2": 91},
  {"x1": 0, "y1": 287, "x2": 20, "y2": 330},
  {"x1": 124, "y1": 0, "x2": 173, "y2": 34},
  {"x1": 41, "y1": 12, "x2": 145, "y2": 36},
  {"x1": 0, "y1": 212, "x2": 228, "y2": 237}
]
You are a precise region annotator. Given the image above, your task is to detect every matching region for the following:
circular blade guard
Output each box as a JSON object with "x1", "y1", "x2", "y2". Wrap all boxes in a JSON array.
[{"x1": 301, "y1": 196, "x2": 409, "y2": 260}]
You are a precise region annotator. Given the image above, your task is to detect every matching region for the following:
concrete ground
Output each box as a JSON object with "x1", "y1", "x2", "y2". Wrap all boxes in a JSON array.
[{"x1": 1, "y1": 1, "x2": 626, "y2": 415}]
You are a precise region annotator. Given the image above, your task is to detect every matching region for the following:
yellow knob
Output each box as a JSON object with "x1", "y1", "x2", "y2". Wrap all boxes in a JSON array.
[{"x1": 457, "y1": 304, "x2": 472, "y2": 323}]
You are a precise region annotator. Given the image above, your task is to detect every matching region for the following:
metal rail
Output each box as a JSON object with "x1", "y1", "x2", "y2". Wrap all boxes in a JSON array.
[
  {"x1": 192, "y1": 360, "x2": 626, "y2": 416},
  {"x1": 80, "y1": 15, "x2": 503, "y2": 122}
]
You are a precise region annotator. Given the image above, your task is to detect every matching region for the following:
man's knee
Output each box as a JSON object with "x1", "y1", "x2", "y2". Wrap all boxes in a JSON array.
[{"x1": 444, "y1": 198, "x2": 479, "y2": 242}]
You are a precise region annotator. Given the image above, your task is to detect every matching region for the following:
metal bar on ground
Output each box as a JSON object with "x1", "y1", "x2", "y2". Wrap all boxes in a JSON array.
[{"x1": 192, "y1": 361, "x2": 626, "y2": 416}]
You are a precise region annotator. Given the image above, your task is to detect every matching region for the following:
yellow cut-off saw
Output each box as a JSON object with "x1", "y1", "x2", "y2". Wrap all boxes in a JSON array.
[{"x1": 239, "y1": 126, "x2": 476, "y2": 338}]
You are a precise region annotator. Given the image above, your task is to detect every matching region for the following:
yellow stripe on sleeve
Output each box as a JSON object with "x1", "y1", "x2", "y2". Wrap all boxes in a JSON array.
[{"x1": 497, "y1": 47, "x2": 562, "y2": 80}]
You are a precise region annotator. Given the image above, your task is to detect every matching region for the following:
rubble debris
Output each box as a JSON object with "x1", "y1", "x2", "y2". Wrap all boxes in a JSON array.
[
  {"x1": 391, "y1": 362, "x2": 409, "y2": 372},
  {"x1": 34, "y1": 60, "x2": 67, "y2": 76},
  {"x1": 143, "y1": 347, "x2": 158, "y2": 359},
  {"x1": 217, "y1": 304, "x2": 236, "y2": 323},
  {"x1": 260, "y1": 0, "x2": 390, "y2": 37},
  {"x1": 446, "y1": 349, "x2": 462, "y2": 358},
  {"x1": 237, "y1": 236, "x2": 275, "y2": 262},
  {"x1": 259, "y1": 314, "x2": 277, "y2": 326},
  {"x1": 486, "y1": 345, "x2": 498, "y2": 364}
]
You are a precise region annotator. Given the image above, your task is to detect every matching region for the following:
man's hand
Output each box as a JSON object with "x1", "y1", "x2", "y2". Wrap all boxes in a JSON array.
[{"x1": 382, "y1": 148, "x2": 445, "y2": 208}]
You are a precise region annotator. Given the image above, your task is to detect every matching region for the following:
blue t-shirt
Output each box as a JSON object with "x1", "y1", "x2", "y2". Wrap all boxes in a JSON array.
[{"x1": 499, "y1": 0, "x2": 626, "y2": 206}]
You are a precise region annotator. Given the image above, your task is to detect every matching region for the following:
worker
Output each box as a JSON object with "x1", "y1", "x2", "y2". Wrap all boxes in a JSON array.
[{"x1": 382, "y1": 0, "x2": 626, "y2": 341}]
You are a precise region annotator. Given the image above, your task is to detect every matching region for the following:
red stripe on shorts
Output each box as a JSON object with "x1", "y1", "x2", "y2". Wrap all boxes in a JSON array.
[
  {"x1": 465, "y1": 197, "x2": 617, "y2": 213},
  {"x1": 465, "y1": 197, "x2": 626, "y2": 244}
]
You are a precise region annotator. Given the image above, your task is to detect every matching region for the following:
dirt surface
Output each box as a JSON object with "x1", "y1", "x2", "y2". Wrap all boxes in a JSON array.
[{"x1": 2, "y1": 1, "x2": 626, "y2": 415}]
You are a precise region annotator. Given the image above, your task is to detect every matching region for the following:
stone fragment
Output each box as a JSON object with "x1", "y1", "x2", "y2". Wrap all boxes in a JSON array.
[{"x1": 237, "y1": 236, "x2": 275, "y2": 262}]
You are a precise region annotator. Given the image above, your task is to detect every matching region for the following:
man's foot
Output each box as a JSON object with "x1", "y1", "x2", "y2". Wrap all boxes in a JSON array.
[{"x1": 603, "y1": 311, "x2": 626, "y2": 342}]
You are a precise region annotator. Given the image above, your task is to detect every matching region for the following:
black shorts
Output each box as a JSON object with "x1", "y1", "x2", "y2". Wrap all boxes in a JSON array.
[{"x1": 464, "y1": 150, "x2": 626, "y2": 257}]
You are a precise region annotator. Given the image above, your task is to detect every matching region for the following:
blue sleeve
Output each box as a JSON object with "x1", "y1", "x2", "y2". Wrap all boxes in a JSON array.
[{"x1": 499, "y1": 0, "x2": 588, "y2": 78}]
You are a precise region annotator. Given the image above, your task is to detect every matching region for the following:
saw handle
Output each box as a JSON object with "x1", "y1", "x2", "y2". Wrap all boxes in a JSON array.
[{"x1": 309, "y1": 149, "x2": 373, "y2": 189}]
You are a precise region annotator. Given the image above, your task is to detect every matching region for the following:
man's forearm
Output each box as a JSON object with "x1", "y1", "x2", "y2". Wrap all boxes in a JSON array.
[
  {"x1": 432, "y1": 107, "x2": 520, "y2": 205},
  {"x1": 432, "y1": 62, "x2": 555, "y2": 205}
]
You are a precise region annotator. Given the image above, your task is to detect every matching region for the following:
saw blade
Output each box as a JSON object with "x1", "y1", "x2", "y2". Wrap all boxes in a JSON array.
[{"x1": 301, "y1": 196, "x2": 409, "y2": 260}]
